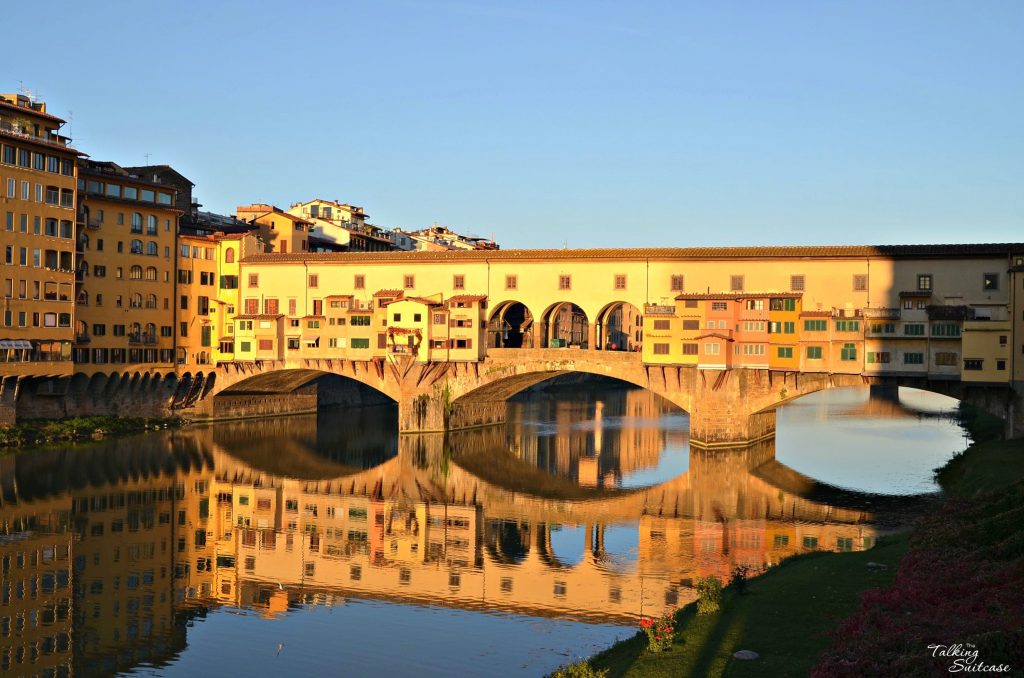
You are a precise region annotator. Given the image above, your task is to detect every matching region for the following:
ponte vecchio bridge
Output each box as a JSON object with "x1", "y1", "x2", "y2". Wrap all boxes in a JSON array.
[{"x1": 4, "y1": 243, "x2": 1022, "y2": 441}]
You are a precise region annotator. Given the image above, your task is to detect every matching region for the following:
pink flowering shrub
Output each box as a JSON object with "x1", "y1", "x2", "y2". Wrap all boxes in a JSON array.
[{"x1": 812, "y1": 483, "x2": 1024, "y2": 676}]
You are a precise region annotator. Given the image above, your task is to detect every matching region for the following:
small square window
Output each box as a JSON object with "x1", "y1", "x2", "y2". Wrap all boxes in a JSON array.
[
  {"x1": 917, "y1": 274, "x2": 932, "y2": 291},
  {"x1": 730, "y1": 275, "x2": 744, "y2": 291},
  {"x1": 670, "y1": 275, "x2": 684, "y2": 292},
  {"x1": 453, "y1": 275, "x2": 465, "y2": 290},
  {"x1": 614, "y1": 274, "x2": 626, "y2": 290},
  {"x1": 505, "y1": 275, "x2": 517, "y2": 290},
  {"x1": 403, "y1": 275, "x2": 415, "y2": 289},
  {"x1": 558, "y1": 275, "x2": 571, "y2": 290},
  {"x1": 790, "y1": 274, "x2": 805, "y2": 292},
  {"x1": 853, "y1": 274, "x2": 868, "y2": 291},
  {"x1": 354, "y1": 275, "x2": 365, "y2": 289},
  {"x1": 983, "y1": 273, "x2": 999, "y2": 291}
]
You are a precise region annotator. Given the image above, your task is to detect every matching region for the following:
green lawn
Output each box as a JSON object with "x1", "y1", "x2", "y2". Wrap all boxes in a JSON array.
[
  {"x1": 588, "y1": 536, "x2": 907, "y2": 678},
  {"x1": 936, "y1": 437, "x2": 1024, "y2": 497}
]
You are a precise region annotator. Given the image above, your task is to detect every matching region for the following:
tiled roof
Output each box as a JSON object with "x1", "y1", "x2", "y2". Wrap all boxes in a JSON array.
[
  {"x1": 675, "y1": 292, "x2": 803, "y2": 300},
  {"x1": 899, "y1": 290, "x2": 933, "y2": 297},
  {"x1": 446, "y1": 294, "x2": 488, "y2": 304},
  {"x1": 234, "y1": 314, "x2": 283, "y2": 320},
  {"x1": 0, "y1": 97, "x2": 66, "y2": 122},
  {"x1": 694, "y1": 332, "x2": 734, "y2": 341},
  {"x1": 0, "y1": 127, "x2": 84, "y2": 155},
  {"x1": 241, "y1": 242, "x2": 1024, "y2": 265},
  {"x1": 373, "y1": 289, "x2": 404, "y2": 297}
]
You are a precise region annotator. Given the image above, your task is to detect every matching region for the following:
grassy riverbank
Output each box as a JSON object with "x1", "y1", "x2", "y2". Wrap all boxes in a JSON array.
[
  {"x1": 563, "y1": 412, "x2": 1024, "y2": 677},
  {"x1": 0, "y1": 415, "x2": 181, "y2": 452}
]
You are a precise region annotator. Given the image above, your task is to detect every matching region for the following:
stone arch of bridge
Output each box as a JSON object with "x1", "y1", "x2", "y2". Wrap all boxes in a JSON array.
[
  {"x1": 450, "y1": 365, "x2": 691, "y2": 415},
  {"x1": 210, "y1": 367, "x2": 400, "y2": 403}
]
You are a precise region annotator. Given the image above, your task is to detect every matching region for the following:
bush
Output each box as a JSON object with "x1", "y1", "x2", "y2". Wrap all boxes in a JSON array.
[
  {"x1": 696, "y1": 575, "x2": 723, "y2": 615},
  {"x1": 731, "y1": 565, "x2": 752, "y2": 594},
  {"x1": 545, "y1": 659, "x2": 608, "y2": 678},
  {"x1": 639, "y1": 614, "x2": 676, "y2": 652}
]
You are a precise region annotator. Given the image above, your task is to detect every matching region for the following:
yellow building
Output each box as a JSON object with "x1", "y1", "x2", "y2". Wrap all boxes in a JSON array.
[
  {"x1": 74, "y1": 160, "x2": 180, "y2": 373},
  {"x1": 962, "y1": 316, "x2": 1012, "y2": 383},
  {"x1": 0, "y1": 93, "x2": 80, "y2": 376},
  {"x1": 176, "y1": 234, "x2": 217, "y2": 366},
  {"x1": 210, "y1": 231, "x2": 260, "y2": 364},
  {"x1": 235, "y1": 204, "x2": 309, "y2": 254},
  {"x1": 384, "y1": 294, "x2": 487, "y2": 362},
  {"x1": 286, "y1": 198, "x2": 391, "y2": 252},
  {"x1": 767, "y1": 295, "x2": 801, "y2": 370}
]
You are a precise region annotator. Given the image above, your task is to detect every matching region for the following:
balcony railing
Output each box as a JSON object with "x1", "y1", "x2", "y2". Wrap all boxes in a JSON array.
[{"x1": 862, "y1": 307, "x2": 901, "y2": 320}]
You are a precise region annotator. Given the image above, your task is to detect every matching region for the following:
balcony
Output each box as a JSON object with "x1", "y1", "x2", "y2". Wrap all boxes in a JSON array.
[
  {"x1": 862, "y1": 307, "x2": 900, "y2": 320},
  {"x1": 75, "y1": 333, "x2": 90, "y2": 344}
]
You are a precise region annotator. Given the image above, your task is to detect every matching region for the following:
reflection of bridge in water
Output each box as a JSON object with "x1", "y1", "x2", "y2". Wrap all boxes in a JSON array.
[{"x1": 0, "y1": 401, "x2": 932, "y2": 675}]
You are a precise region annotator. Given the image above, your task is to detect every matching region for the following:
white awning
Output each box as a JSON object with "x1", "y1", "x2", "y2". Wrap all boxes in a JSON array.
[{"x1": 0, "y1": 340, "x2": 32, "y2": 349}]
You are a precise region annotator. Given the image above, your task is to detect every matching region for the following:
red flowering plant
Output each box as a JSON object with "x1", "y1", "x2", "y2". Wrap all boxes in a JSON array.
[{"x1": 639, "y1": 614, "x2": 676, "y2": 652}]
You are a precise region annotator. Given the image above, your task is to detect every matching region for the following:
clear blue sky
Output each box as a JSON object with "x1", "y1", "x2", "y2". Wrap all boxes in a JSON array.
[{"x1": 9, "y1": 1, "x2": 1022, "y2": 248}]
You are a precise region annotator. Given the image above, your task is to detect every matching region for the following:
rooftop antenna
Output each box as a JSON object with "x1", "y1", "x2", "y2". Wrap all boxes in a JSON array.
[
  {"x1": 17, "y1": 81, "x2": 41, "y2": 102},
  {"x1": 67, "y1": 110, "x2": 73, "y2": 140},
  {"x1": 144, "y1": 152, "x2": 152, "y2": 164}
]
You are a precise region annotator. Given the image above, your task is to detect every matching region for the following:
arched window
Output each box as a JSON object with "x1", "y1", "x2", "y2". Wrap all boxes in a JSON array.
[
  {"x1": 129, "y1": 265, "x2": 143, "y2": 280},
  {"x1": 77, "y1": 289, "x2": 89, "y2": 306},
  {"x1": 147, "y1": 215, "x2": 157, "y2": 235},
  {"x1": 145, "y1": 322, "x2": 156, "y2": 338},
  {"x1": 130, "y1": 293, "x2": 142, "y2": 309},
  {"x1": 224, "y1": 247, "x2": 235, "y2": 264},
  {"x1": 130, "y1": 239, "x2": 143, "y2": 254},
  {"x1": 131, "y1": 212, "x2": 143, "y2": 233},
  {"x1": 146, "y1": 241, "x2": 158, "y2": 256},
  {"x1": 145, "y1": 266, "x2": 157, "y2": 281},
  {"x1": 129, "y1": 322, "x2": 141, "y2": 339},
  {"x1": 145, "y1": 294, "x2": 157, "y2": 309},
  {"x1": 75, "y1": 319, "x2": 87, "y2": 338}
]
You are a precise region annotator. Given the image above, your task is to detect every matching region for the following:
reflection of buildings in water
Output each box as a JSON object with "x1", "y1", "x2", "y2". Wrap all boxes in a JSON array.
[
  {"x1": 0, "y1": 427, "x2": 893, "y2": 674},
  {"x1": 507, "y1": 388, "x2": 677, "y2": 487},
  {"x1": 0, "y1": 498, "x2": 73, "y2": 676}
]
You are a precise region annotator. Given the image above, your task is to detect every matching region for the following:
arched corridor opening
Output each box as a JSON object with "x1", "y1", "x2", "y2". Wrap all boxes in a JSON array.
[
  {"x1": 488, "y1": 300, "x2": 534, "y2": 348},
  {"x1": 595, "y1": 301, "x2": 643, "y2": 351},
  {"x1": 541, "y1": 302, "x2": 588, "y2": 349}
]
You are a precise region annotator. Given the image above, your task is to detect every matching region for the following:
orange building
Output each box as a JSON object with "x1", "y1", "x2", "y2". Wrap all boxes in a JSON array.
[
  {"x1": 0, "y1": 93, "x2": 81, "y2": 376},
  {"x1": 74, "y1": 160, "x2": 181, "y2": 373}
]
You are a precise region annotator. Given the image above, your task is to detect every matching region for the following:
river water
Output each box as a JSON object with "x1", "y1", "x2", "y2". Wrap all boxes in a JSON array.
[{"x1": 0, "y1": 381, "x2": 966, "y2": 676}]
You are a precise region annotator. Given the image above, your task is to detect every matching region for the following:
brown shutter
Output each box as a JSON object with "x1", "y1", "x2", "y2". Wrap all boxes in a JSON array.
[{"x1": 377, "y1": 333, "x2": 387, "y2": 349}]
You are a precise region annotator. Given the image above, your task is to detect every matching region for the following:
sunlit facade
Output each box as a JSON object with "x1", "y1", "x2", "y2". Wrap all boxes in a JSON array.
[
  {"x1": 73, "y1": 160, "x2": 180, "y2": 373},
  {"x1": 0, "y1": 94, "x2": 80, "y2": 376}
]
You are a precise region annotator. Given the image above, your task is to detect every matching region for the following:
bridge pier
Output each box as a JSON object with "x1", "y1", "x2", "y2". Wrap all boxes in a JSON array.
[
  {"x1": 398, "y1": 391, "x2": 507, "y2": 434},
  {"x1": 689, "y1": 408, "x2": 777, "y2": 448}
]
